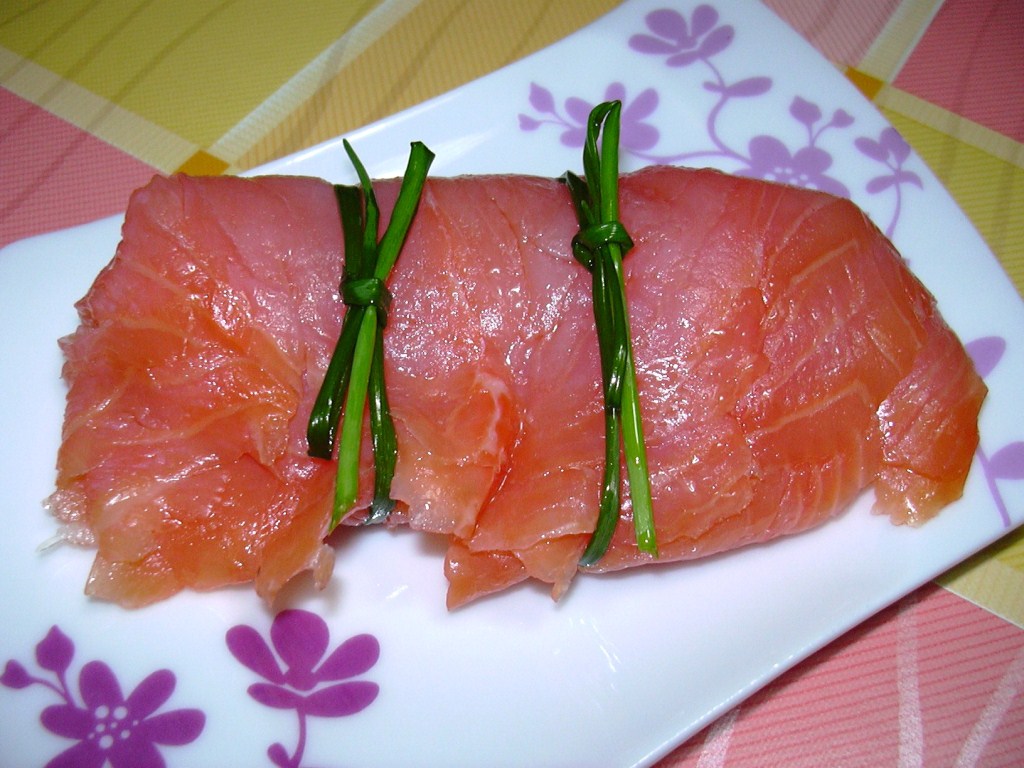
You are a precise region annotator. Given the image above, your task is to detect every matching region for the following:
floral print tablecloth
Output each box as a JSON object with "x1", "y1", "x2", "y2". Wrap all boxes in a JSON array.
[{"x1": 1, "y1": 1, "x2": 1022, "y2": 765}]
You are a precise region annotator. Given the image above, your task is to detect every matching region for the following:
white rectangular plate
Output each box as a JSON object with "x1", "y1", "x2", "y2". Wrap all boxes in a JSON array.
[{"x1": 2, "y1": 2, "x2": 1022, "y2": 766}]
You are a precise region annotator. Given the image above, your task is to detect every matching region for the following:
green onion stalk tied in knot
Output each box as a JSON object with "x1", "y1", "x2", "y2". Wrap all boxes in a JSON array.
[
  {"x1": 563, "y1": 101, "x2": 658, "y2": 566},
  {"x1": 308, "y1": 139, "x2": 435, "y2": 530}
]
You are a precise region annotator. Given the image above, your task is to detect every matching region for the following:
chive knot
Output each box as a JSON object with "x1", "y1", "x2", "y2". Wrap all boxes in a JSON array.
[
  {"x1": 308, "y1": 139, "x2": 434, "y2": 530},
  {"x1": 565, "y1": 101, "x2": 658, "y2": 566},
  {"x1": 571, "y1": 221, "x2": 634, "y2": 271},
  {"x1": 341, "y1": 277, "x2": 392, "y2": 326}
]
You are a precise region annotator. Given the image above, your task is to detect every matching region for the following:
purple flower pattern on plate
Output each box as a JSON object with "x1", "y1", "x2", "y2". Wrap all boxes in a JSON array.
[
  {"x1": 855, "y1": 127, "x2": 923, "y2": 237},
  {"x1": 967, "y1": 336, "x2": 1023, "y2": 528},
  {"x1": 1, "y1": 626, "x2": 205, "y2": 767},
  {"x1": 734, "y1": 96, "x2": 852, "y2": 198},
  {"x1": 520, "y1": 81, "x2": 660, "y2": 151},
  {"x1": 226, "y1": 609, "x2": 380, "y2": 768},
  {"x1": 519, "y1": 3, "x2": 923, "y2": 236}
]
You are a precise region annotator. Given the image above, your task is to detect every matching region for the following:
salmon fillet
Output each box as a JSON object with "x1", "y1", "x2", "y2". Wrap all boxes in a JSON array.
[{"x1": 50, "y1": 168, "x2": 985, "y2": 608}]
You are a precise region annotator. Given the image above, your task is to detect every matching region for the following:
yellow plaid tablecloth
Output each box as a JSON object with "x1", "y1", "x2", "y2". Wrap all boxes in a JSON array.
[{"x1": 2, "y1": 1, "x2": 1022, "y2": 764}]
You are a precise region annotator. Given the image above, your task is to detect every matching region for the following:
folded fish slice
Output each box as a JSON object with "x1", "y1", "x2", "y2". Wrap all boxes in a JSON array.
[{"x1": 51, "y1": 167, "x2": 985, "y2": 608}]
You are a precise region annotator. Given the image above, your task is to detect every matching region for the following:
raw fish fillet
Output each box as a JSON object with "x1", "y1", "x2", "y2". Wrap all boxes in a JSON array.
[{"x1": 50, "y1": 168, "x2": 986, "y2": 608}]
